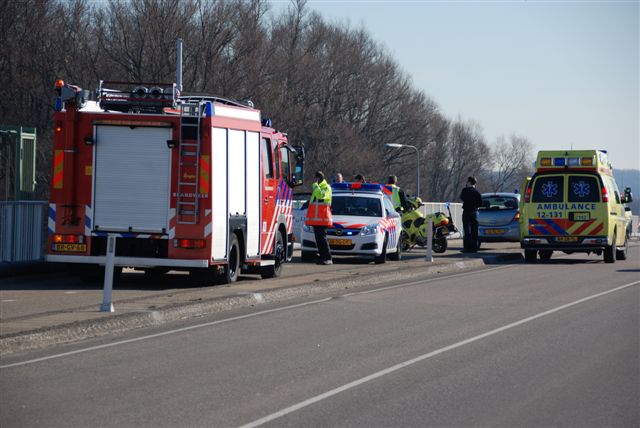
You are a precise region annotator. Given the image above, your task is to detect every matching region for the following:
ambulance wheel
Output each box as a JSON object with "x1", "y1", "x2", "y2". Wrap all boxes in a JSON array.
[
  {"x1": 603, "y1": 231, "x2": 616, "y2": 264},
  {"x1": 221, "y1": 233, "x2": 241, "y2": 284},
  {"x1": 374, "y1": 235, "x2": 388, "y2": 264},
  {"x1": 261, "y1": 231, "x2": 285, "y2": 279},
  {"x1": 389, "y1": 237, "x2": 402, "y2": 261},
  {"x1": 539, "y1": 250, "x2": 553, "y2": 261},
  {"x1": 301, "y1": 251, "x2": 316, "y2": 262},
  {"x1": 616, "y1": 234, "x2": 628, "y2": 261},
  {"x1": 432, "y1": 237, "x2": 447, "y2": 253},
  {"x1": 524, "y1": 250, "x2": 537, "y2": 263}
]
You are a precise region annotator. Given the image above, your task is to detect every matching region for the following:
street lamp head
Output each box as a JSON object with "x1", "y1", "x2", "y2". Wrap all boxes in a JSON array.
[{"x1": 385, "y1": 143, "x2": 403, "y2": 148}]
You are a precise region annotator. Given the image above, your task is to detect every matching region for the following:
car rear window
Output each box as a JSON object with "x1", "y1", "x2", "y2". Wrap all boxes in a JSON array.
[
  {"x1": 568, "y1": 176, "x2": 600, "y2": 202},
  {"x1": 480, "y1": 196, "x2": 518, "y2": 211},
  {"x1": 331, "y1": 196, "x2": 382, "y2": 217},
  {"x1": 532, "y1": 176, "x2": 564, "y2": 203}
]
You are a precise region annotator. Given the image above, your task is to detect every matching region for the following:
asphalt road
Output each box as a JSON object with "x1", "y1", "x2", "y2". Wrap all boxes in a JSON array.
[{"x1": 1, "y1": 248, "x2": 638, "y2": 427}]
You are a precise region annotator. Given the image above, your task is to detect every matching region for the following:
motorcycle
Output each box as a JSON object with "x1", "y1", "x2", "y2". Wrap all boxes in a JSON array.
[{"x1": 400, "y1": 197, "x2": 458, "y2": 253}]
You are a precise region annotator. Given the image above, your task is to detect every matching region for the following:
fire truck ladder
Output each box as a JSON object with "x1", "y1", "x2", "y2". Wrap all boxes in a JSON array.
[{"x1": 177, "y1": 102, "x2": 202, "y2": 224}]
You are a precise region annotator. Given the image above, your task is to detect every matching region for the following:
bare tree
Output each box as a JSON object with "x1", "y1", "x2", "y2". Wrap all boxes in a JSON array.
[{"x1": 490, "y1": 134, "x2": 534, "y2": 193}]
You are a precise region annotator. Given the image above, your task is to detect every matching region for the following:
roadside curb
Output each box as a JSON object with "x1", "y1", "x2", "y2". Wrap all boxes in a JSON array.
[{"x1": 0, "y1": 253, "x2": 522, "y2": 356}]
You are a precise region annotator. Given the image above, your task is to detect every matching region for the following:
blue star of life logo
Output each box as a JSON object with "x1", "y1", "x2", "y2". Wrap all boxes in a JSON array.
[
  {"x1": 572, "y1": 180, "x2": 591, "y2": 198},
  {"x1": 541, "y1": 181, "x2": 559, "y2": 198}
]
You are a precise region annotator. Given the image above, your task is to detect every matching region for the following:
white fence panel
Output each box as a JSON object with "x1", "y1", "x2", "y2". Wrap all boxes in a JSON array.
[
  {"x1": 0, "y1": 201, "x2": 47, "y2": 262},
  {"x1": 420, "y1": 202, "x2": 463, "y2": 239}
]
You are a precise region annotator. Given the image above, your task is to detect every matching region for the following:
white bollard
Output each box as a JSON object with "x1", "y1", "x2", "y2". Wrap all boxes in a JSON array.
[
  {"x1": 100, "y1": 234, "x2": 117, "y2": 312},
  {"x1": 425, "y1": 216, "x2": 433, "y2": 262}
]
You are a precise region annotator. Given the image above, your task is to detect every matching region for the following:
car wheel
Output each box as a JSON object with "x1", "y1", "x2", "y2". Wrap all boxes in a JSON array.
[
  {"x1": 389, "y1": 235, "x2": 402, "y2": 261},
  {"x1": 616, "y1": 232, "x2": 628, "y2": 261},
  {"x1": 539, "y1": 250, "x2": 552, "y2": 261},
  {"x1": 603, "y1": 231, "x2": 616, "y2": 264},
  {"x1": 524, "y1": 249, "x2": 537, "y2": 263},
  {"x1": 261, "y1": 230, "x2": 285, "y2": 278},
  {"x1": 374, "y1": 234, "x2": 388, "y2": 264}
]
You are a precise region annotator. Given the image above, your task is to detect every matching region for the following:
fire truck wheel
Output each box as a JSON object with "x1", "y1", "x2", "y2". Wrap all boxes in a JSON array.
[
  {"x1": 220, "y1": 233, "x2": 241, "y2": 284},
  {"x1": 261, "y1": 231, "x2": 285, "y2": 279}
]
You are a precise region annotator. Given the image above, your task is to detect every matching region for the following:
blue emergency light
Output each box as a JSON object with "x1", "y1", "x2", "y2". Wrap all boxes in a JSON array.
[
  {"x1": 331, "y1": 182, "x2": 384, "y2": 192},
  {"x1": 553, "y1": 157, "x2": 566, "y2": 167}
]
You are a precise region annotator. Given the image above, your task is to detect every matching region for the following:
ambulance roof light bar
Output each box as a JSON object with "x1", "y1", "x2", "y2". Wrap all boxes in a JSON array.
[{"x1": 538, "y1": 156, "x2": 596, "y2": 168}]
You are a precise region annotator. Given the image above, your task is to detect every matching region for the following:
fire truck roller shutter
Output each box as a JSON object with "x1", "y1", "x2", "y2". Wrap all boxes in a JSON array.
[
  {"x1": 245, "y1": 131, "x2": 260, "y2": 258},
  {"x1": 211, "y1": 127, "x2": 229, "y2": 260},
  {"x1": 93, "y1": 125, "x2": 171, "y2": 233},
  {"x1": 228, "y1": 130, "x2": 246, "y2": 215}
]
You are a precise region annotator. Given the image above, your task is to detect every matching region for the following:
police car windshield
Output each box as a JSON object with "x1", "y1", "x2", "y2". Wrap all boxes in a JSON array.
[
  {"x1": 480, "y1": 195, "x2": 518, "y2": 211},
  {"x1": 332, "y1": 195, "x2": 382, "y2": 217}
]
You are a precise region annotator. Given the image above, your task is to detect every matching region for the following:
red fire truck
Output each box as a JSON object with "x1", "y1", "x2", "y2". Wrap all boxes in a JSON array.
[{"x1": 45, "y1": 80, "x2": 304, "y2": 283}]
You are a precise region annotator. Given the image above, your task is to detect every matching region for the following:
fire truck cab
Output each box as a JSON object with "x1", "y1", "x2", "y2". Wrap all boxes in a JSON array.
[{"x1": 46, "y1": 80, "x2": 304, "y2": 283}]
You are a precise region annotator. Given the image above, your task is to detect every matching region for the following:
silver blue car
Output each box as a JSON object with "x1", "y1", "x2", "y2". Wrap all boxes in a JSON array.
[{"x1": 478, "y1": 192, "x2": 521, "y2": 245}]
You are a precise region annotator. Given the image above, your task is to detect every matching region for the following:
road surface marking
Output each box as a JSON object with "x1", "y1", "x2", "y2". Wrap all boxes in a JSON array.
[
  {"x1": 1, "y1": 299, "x2": 18, "y2": 303},
  {"x1": 0, "y1": 265, "x2": 512, "y2": 369},
  {"x1": 239, "y1": 280, "x2": 640, "y2": 428}
]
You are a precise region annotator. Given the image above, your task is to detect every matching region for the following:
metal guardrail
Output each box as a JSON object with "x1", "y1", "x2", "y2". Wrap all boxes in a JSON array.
[{"x1": 0, "y1": 201, "x2": 47, "y2": 262}]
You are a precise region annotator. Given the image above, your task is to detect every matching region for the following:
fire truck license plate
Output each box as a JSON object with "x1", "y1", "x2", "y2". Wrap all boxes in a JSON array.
[
  {"x1": 328, "y1": 238, "x2": 351, "y2": 246},
  {"x1": 556, "y1": 236, "x2": 578, "y2": 243},
  {"x1": 52, "y1": 243, "x2": 87, "y2": 252},
  {"x1": 484, "y1": 229, "x2": 505, "y2": 235}
]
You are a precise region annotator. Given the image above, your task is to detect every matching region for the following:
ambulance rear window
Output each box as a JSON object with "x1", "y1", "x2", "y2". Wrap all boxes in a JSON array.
[
  {"x1": 568, "y1": 176, "x2": 600, "y2": 202},
  {"x1": 532, "y1": 176, "x2": 564, "y2": 203}
]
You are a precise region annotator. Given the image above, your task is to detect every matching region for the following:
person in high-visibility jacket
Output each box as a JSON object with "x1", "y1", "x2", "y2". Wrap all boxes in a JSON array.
[
  {"x1": 387, "y1": 175, "x2": 408, "y2": 212},
  {"x1": 306, "y1": 171, "x2": 333, "y2": 265}
]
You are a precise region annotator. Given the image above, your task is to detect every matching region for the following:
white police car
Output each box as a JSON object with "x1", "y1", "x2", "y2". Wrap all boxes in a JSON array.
[{"x1": 300, "y1": 183, "x2": 402, "y2": 263}]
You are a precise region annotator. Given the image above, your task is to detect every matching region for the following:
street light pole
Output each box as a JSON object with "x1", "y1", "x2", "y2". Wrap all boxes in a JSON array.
[{"x1": 385, "y1": 143, "x2": 420, "y2": 197}]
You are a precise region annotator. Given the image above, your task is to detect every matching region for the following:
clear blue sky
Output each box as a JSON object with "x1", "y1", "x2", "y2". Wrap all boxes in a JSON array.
[{"x1": 269, "y1": 0, "x2": 639, "y2": 170}]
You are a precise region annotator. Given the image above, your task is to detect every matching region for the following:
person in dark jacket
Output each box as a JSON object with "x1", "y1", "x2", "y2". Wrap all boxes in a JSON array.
[{"x1": 459, "y1": 176, "x2": 483, "y2": 252}]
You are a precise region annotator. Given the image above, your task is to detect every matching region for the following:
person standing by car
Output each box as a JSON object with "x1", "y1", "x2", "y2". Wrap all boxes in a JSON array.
[
  {"x1": 387, "y1": 175, "x2": 408, "y2": 212},
  {"x1": 306, "y1": 171, "x2": 333, "y2": 265},
  {"x1": 333, "y1": 173, "x2": 344, "y2": 184},
  {"x1": 460, "y1": 176, "x2": 483, "y2": 252}
]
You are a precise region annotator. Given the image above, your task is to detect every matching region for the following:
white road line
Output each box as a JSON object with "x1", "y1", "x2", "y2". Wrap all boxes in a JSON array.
[
  {"x1": 239, "y1": 280, "x2": 640, "y2": 428},
  {"x1": 0, "y1": 264, "x2": 511, "y2": 369},
  {"x1": 1, "y1": 299, "x2": 18, "y2": 303}
]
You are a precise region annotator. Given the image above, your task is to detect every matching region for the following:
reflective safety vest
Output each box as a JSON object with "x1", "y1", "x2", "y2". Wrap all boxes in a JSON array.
[
  {"x1": 390, "y1": 184, "x2": 401, "y2": 210},
  {"x1": 306, "y1": 180, "x2": 333, "y2": 226}
]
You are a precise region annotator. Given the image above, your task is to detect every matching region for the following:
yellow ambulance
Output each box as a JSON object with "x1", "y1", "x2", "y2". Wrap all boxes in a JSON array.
[{"x1": 520, "y1": 150, "x2": 633, "y2": 263}]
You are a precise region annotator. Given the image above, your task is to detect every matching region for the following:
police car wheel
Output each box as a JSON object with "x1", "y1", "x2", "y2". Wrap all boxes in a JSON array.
[
  {"x1": 603, "y1": 231, "x2": 616, "y2": 264},
  {"x1": 374, "y1": 235, "x2": 388, "y2": 264},
  {"x1": 389, "y1": 238, "x2": 402, "y2": 261},
  {"x1": 524, "y1": 250, "x2": 537, "y2": 263}
]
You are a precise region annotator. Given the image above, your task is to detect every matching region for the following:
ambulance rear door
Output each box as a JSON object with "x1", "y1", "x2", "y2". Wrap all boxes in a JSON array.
[{"x1": 528, "y1": 173, "x2": 605, "y2": 242}]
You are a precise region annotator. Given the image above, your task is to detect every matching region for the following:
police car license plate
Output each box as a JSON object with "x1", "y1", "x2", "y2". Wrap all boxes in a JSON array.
[
  {"x1": 556, "y1": 236, "x2": 578, "y2": 243},
  {"x1": 52, "y1": 243, "x2": 87, "y2": 252},
  {"x1": 484, "y1": 229, "x2": 505, "y2": 235},
  {"x1": 328, "y1": 238, "x2": 351, "y2": 246}
]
